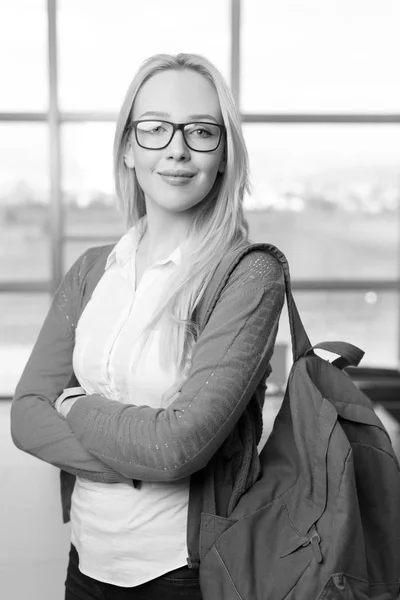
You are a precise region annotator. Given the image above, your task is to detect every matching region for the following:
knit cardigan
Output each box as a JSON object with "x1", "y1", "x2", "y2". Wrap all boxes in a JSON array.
[{"x1": 11, "y1": 242, "x2": 285, "y2": 567}]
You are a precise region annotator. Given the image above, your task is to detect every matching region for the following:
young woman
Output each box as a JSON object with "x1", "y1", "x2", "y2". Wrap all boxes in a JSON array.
[{"x1": 11, "y1": 53, "x2": 285, "y2": 600}]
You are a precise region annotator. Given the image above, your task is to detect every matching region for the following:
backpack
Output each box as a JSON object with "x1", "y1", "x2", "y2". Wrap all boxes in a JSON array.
[{"x1": 198, "y1": 243, "x2": 400, "y2": 600}]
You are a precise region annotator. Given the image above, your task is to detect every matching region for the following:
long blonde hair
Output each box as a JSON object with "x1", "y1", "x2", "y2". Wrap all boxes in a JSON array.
[{"x1": 113, "y1": 53, "x2": 250, "y2": 377}]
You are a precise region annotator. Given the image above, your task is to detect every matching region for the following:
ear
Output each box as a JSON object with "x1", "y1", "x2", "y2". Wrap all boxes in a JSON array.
[{"x1": 124, "y1": 143, "x2": 135, "y2": 169}]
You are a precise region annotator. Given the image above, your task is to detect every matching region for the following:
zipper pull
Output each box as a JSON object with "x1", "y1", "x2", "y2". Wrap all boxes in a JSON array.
[{"x1": 309, "y1": 532, "x2": 323, "y2": 563}]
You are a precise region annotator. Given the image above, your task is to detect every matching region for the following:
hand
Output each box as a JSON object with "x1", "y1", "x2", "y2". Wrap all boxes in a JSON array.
[
  {"x1": 54, "y1": 386, "x2": 86, "y2": 418},
  {"x1": 161, "y1": 362, "x2": 191, "y2": 406},
  {"x1": 59, "y1": 395, "x2": 85, "y2": 418}
]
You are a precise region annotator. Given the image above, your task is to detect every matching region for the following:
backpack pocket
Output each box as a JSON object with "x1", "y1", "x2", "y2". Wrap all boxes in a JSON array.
[
  {"x1": 317, "y1": 573, "x2": 400, "y2": 600},
  {"x1": 199, "y1": 496, "x2": 315, "y2": 600}
]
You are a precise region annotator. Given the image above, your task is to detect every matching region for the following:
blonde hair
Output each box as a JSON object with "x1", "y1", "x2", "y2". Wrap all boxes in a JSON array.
[{"x1": 113, "y1": 53, "x2": 250, "y2": 385}]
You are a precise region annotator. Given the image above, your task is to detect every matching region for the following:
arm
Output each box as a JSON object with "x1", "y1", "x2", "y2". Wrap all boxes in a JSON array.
[
  {"x1": 10, "y1": 254, "x2": 130, "y2": 484},
  {"x1": 66, "y1": 251, "x2": 285, "y2": 482}
]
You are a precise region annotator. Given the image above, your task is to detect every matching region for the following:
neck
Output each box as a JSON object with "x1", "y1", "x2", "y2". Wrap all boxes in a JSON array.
[{"x1": 138, "y1": 203, "x2": 195, "y2": 263}]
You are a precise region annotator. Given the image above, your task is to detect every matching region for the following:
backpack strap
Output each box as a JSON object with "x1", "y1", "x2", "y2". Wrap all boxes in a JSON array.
[{"x1": 308, "y1": 341, "x2": 364, "y2": 370}]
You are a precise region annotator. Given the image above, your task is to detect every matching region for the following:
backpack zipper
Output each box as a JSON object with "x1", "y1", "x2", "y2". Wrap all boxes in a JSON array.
[{"x1": 305, "y1": 531, "x2": 323, "y2": 563}]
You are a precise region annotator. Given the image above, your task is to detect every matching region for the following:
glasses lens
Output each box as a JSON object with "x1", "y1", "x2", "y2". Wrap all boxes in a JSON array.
[
  {"x1": 135, "y1": 121, "x2": 173, "y2": 149},
  {"x1": 184, "y1": 123, "x2": 221, "y2": 151}
]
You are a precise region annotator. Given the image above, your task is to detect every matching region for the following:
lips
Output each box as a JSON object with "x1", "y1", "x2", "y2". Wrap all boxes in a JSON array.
[{"x1": 158, "y1": 170, "x2": 196, "y2": 178}]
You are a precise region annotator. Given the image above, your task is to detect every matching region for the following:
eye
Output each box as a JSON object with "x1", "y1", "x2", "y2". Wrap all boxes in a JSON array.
[
  {"x1": 199, "y1": 128, "x2": 212, "y2": 137},
  {"x1": 151, "y1": 125, "x2": 165, "y2": 134},
  {"x1": 197, "y1": 127, "x2": 212, "y2": 137},
  {"x1": 186, "y1": 123, "x2": 216, "y2": 138},
  {"x1": 137, "y1": 121, "x2": 168, "y2": 135}
]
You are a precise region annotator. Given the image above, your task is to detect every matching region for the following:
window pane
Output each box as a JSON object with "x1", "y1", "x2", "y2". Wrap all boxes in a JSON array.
[
  {"x1": 0, "y1": 0, "x2": 47, "y2": 111},
  {"x1": 244, "y1": 124, "x2": 400, "y2": 280},
  {"x1": 275, "y1": 291, "x2": 399, "y2": 370},
  {"x1": 0, "y1": 294, "x2": 50, "y2": 395},
  {"x1": 242, "y1": 0, "x2": 400, "y2": 113},
  {"x1": 0, "y1": 124, "x2": 50, "y2": 280},
  {"x1": 62, "y1": 123, "x2": 124, "y2": 237},
  {"x1": 58, "y1": 0, "x2": 230, "y2": 111}
]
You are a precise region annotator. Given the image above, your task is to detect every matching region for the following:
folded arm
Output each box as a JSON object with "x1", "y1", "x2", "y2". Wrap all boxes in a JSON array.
[
  {"x1": 10, "y1": 253, "x2": 130, "y2": 484},
  {"x1": 66, "y1": 251, "x2": 285, "y2": 482}
]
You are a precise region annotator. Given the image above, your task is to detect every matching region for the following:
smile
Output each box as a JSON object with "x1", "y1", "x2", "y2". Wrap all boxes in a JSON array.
[
  {"x1": 158, "y1": 170, "x2": 196, "y2": 177},
  {"x1": 158, "y1": 171, "x2": 196, "y2": 186}
]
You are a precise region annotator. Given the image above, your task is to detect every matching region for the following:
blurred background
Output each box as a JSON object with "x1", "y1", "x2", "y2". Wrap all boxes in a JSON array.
[{"x1": 1, "y1": 0, "x2": 400, "y2": 597}]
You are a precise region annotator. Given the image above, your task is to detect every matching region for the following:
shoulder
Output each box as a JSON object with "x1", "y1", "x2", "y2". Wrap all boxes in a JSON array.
[
  {"x1": 235, "y1": 248, "x2": 283, "y2": 283},
  {"x1": 71, "y1": 243, "x2": 116, "y2": 285},
  {"x1": 223, "y1": 246, "x2": 285, "y2": 294}
]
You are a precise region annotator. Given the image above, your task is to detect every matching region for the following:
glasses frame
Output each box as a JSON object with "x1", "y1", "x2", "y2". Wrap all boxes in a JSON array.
[{"x1": 128, "y1": 119, "x2": 226, "y2": 152}]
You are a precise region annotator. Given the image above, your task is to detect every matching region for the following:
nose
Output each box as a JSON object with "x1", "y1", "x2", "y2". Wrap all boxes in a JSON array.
[{"x1": 166, "y1": 129, "x2": 190, "y2": 161}]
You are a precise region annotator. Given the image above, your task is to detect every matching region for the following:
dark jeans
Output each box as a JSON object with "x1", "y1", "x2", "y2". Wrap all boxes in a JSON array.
[{"x1": 65, "y1": 544, "x2": 202, "y2": 600}]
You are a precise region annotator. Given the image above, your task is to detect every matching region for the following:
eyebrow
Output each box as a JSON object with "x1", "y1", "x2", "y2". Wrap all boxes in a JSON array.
[{"x1": 138, "y1": 111, "x2": 220, "y2": 123}]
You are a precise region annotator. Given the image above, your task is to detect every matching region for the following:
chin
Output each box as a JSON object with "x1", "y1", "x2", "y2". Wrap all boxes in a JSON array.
[
  {"x1": 154, "y1": 192, "x2": 207, "y2": 213},
  {"x1": 161, "y1": 201, "x2": 203, "y2": 214}
]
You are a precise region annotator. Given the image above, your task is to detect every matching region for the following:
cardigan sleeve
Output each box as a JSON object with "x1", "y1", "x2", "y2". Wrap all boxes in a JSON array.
[
  {"x1": 66, "y1": 251, "x2": 285, "y2": 482},
  {"x1": 10, "y1": 253, "x2": 131, "y2": 484}
]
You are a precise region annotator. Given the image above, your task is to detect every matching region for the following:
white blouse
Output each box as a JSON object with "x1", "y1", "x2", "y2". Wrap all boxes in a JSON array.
[{"x1": 70, "y1": 216, "x2": 190, "y2": 587}]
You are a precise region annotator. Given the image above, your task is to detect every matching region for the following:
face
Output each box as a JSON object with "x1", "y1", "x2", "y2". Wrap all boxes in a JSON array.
[{"x1": 125, "y1": 69, "x2": 226, "y2": 215}]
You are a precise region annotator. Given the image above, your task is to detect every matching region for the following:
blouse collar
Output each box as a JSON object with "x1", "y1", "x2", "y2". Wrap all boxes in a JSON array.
[{"x1": 105, "y1": 215, "x2": 182, "y2": 270}]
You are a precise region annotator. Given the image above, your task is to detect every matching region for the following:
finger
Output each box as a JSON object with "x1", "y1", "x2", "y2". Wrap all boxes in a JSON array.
[
  {"x1": 161, "y1": 364, "x2": 192, "y2": 404},
  {"x1": 161, "y1": 381, "x2": 181, "y2": 404}
]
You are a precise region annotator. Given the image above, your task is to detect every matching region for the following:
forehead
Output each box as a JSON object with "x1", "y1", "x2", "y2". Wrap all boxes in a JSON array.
[{"x1": 133, "y1": 69, "x2": 222, "y2": 121}]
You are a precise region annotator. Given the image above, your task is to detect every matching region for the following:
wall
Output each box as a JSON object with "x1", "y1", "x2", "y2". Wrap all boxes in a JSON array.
[{"x1": 0, "y1": 401, "x2": 70, "y2": 600}]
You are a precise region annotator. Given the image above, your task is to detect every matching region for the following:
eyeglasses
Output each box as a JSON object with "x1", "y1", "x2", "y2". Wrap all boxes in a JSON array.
[{"x1": 128, "y1": 120, "x2": 225, "y2": 152}]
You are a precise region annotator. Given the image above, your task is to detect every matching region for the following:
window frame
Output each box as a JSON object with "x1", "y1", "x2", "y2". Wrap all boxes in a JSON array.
[{"x1": 1, "y1": 0, "x2": 399, "y2": 373}]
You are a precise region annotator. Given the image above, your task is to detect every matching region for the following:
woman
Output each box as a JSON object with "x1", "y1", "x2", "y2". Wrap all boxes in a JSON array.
[{"x1": 11, "y1": 53, "x2": 285, "y2": 600}]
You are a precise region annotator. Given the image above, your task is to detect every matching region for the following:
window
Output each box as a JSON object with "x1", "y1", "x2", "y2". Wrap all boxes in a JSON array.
[
  {"x1": 275, "y1": 292, "x2": 398, "y2": 369},
  {"x1": 1, "y1": 0, "x2": 399, "y2": 396},
  {"x1": 58, "y1": 0, "x2": 230, "y2": 111},
  {"x1": 0, "y1": 124, "x2": 50, "y2": 281},
  {"x1": 241, "y1": 0, "x2": 400, "y2": 113},
  {"x1": 62, "y1": 123, "x2": 122, "y2": 237},
  {"x1": 244, "y1": 124, "x2": 399, "y2": 280},
  {"x1": 0, "y1": 0, "x2": 48, "y2": 111}
]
